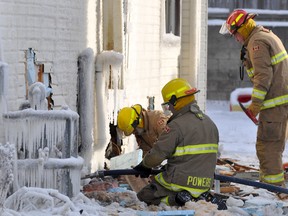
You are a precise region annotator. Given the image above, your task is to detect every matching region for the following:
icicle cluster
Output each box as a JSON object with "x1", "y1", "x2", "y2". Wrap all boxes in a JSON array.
[
  {"x1": 0, "y1": 143, "x2": 15, "y2": 210},
  {"x1": 97, "y1": 50, "x2": 124, "y2": 125},
  {"x1": 3, "y1": 109, "x2": 81, "y2": 197}
]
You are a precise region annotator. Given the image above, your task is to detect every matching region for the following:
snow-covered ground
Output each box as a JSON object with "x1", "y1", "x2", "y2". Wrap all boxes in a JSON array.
[
  {"x1": 207, "y1": 100, "x2": 259, "y2": 163},
  {"x1": 2, "y1": 100, "x2": 288, "y2": 216}
]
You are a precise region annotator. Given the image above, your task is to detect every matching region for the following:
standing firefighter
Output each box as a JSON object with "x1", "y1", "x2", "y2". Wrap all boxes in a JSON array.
[
  {"x1": 133, "y1": 78, "x2": 226, "y2": 210},
  {"x1": 220, "y1": 9, "x2": 288, "y2": 188}
]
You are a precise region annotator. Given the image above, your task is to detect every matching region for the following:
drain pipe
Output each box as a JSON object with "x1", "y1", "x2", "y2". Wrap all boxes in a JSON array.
[
  {"x1": 77, "y1": 48, "x2": 95, "y2": 173},
  {"x1": 0, "y1": 62, "x2": 8, "y2": 108},
  {"x1": 0, "y1": 29, "x2": 7, "y2": 143},
  {"x1": 92, "y1": 51, "x2": 123, "y2": 172},
  {"x1": 92, "y1": 53, "x2": 109, "y2": 172}
]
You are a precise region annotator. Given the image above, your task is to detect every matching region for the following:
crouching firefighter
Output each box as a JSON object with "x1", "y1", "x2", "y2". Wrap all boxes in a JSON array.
[{"x1": 133, "y1": 78, "x2": 227, "y2": 210}]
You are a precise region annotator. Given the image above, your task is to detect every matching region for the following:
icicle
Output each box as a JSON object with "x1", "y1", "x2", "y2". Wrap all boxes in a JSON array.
[
  {"x1": 3, "y1": 109, "x2": 81, "y2": 197},
  {"x1": 0, "y1": 61, "x2": 8, "y2": 144},
  {"x1": 0, "y1": 143, "x2": 15, "y2": 213},
  {"x1": 101, "y1": 51, "x2": 124, "y2": 125}
]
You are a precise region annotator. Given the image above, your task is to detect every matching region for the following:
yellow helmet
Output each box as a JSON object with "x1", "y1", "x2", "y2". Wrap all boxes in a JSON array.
[
  {"x1": 117, "y1": 104, "x2": 142, "y2": 136},
  {"x1": 161, "y1": 78, "x2": 199, "y2": 105}
]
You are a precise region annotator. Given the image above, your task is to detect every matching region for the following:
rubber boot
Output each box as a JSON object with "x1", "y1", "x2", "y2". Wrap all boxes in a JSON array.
[
  {"x1": 200, "y1": 192, "x2": 227, "y2": 210},
  {"x1": 175, "y1": 190, "x2": 194, "y2": 206}
]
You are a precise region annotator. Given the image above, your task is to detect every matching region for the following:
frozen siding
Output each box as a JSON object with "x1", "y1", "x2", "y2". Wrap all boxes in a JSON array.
[
  {"x1": 123, "y1": 0, "x2": 183, "y2": 111},
  {"x1": 0, "y1": 0, "x2": 89, "y2": 112},
  {"x1": 160, "y1": 34, "x2": 181, "y2": 95},
  {"x1": 124, "y1": 0, "x2": 164, "y2": 110}
]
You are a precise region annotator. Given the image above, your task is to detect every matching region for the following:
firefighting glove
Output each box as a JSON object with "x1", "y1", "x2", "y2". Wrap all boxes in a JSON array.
[
  {"x1": 133, "y1": 161, "x2": 152, "y2": 178},
  {"x1": 247, "y1": 102, "x2": 262, "y2": 117}
]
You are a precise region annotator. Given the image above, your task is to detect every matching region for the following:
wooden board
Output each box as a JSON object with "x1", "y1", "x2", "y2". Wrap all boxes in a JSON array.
[{"x1": 110, "y1": 149, "x2": 143, "y2": 169}]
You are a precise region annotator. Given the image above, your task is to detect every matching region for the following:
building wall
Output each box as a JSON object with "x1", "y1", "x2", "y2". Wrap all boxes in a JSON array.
[
  {"x1": 89, "y1": 0, "x2": 184, "y2": 169},
  {"x1": 0, "y1": 0, "x2": 204, "y2": 115},
  {"x1": 0, "y1": 0, "x2": 90, "y2": 112},
  {"x1": 123, "y1": 0, "x2": 181, "y2": 111},
  {"x1": 180, "y1": 0, "x2": 208, "y2": 110},
  {"x1": 159, "y1": 34, "x2": 181, "y2": 101},
  {"x1": 0, "y1": 0, "x2": 205, "y2": 169}
]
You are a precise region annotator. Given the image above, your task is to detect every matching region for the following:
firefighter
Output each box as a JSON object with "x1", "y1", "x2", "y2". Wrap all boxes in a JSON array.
[
  {"x1": 219, "y1": 9, "x2": 288, "y2": 188},
  {"x1": 133, "y1": 78, "x2": 226, "y2": 209},
  {"x1": 113, "y1": 104, "x2": 169, "y2": 193},
  {"x1": 116, "y1": 104, "x2": 169, "y2": 156}
]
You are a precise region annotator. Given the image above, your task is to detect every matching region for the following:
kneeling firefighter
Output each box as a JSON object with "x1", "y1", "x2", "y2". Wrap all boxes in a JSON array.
[{"x1": 133, "y1": 78, "x2": 227, "y2": 210}]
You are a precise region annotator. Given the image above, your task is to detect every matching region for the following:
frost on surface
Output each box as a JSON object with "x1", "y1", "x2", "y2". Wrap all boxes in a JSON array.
[
  {"x1": 4, "y1": 187, "x2": 80, "y2": 215},
  {"x1": 28, "y1": 82, "x2": 48, "y2": 110},
  {"x1": 0, "y1": 61, "x2": 8, "y2": 143},
  {"x1": 3, "y1": 108, "x2": 81, "y2": 197},
  {"x1": 95, "y1": 50, "x2": 124, "y2": 126},
  {"x1": 78, "y1": 48, "x2": 95, "y2": 172},
  {"x1": 0, "y1": 143, "x2": 15, "y2": 210},
  {"x1": 92, "y1": 50, "x2": 124, "y2": 172}
]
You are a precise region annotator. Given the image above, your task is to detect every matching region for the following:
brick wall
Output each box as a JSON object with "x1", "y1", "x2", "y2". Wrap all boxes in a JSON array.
[
  {"x1": 0, "y1": 0, "x2": 88, "y2": 111},
  {"x1": 124, "y1": 0, "x2": 179, "y2": 110}
]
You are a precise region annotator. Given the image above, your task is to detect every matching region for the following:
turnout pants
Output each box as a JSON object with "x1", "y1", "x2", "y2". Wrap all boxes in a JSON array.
[
  {"x1": 257, "y1": 105, "x2": 288, "y2": 186},
  {"x1": 137, "y1": 180, "x2": 179, "y2": 206}
]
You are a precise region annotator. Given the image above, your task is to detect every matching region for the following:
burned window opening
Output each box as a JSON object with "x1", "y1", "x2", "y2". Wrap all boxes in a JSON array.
[
  {"x1": 24, "y1": 48, "x2": 54, "y2": 110},
  {"x1": 108, "y1": 64, "x2": 123, "y2": 90},
  {"x1": 105, "y1": 123, "x2": 123, "y2": 160}
]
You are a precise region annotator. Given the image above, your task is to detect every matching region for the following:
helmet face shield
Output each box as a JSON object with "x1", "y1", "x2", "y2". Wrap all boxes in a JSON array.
[{"x1": 219, "y1": 22, "x2": 232, "y2": 35}]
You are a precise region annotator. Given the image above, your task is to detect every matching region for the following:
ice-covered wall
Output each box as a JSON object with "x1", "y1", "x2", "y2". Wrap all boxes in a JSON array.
[
  {"x1": 3, "y1": 108, "x2": 81, "y2": 197},
  {"x1": 0, "y1": 0, "x2": 207, "y2": 174},
  {"x1": 124, "y1": 0, "x2": 174, "y2": 111},
  {"x1": 92, "y1": 50, "x2": 124, "y2": 172},
  {"x1": 123, "y1": 0, "x2": 206, "y2": 111},
  {"x1": 0, "y1": 143, "x2": 14, "y2": 210},
  {"x1": 0, "y1": 0, "x2": 91, "y2": 112}
]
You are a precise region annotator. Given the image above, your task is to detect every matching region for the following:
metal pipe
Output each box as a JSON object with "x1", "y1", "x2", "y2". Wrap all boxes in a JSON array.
[{"x1": 3, "y1": 109, "x2": 79, "y2": 120}]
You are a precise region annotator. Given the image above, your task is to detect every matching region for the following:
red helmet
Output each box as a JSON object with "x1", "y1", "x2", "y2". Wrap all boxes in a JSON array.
[{"x1": 220, "y1": 9, "x2": 257, "y2": 35}]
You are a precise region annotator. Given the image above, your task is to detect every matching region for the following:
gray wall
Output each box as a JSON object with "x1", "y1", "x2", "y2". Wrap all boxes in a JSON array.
[{"x1": 207, "y1": 26, "x2": 252, "y2": 100}]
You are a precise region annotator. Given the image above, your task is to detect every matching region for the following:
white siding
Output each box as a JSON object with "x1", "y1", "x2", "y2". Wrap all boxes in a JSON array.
[
  {"x1": 125, "y1": 0, "x2": 165, "y2": 110},
  {"x1": 180, "y1": 0, "x2": 208, "y2": 111},
  {"x1": 0, "y1": 0, "x2": 206, "y2": 169},
  {"x1": 0, "y1": 0, "x2": 90, "y2": 112}
]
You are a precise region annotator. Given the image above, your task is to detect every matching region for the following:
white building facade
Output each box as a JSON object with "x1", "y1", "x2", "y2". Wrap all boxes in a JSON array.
[{"x1": 0, "y1": 0, "x2": 208, "y2": 172}]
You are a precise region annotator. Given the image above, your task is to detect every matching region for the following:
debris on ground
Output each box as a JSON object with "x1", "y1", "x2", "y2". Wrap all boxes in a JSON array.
[{"x1": 81, "y1": 158, "x2": 288, "y2": 215}]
